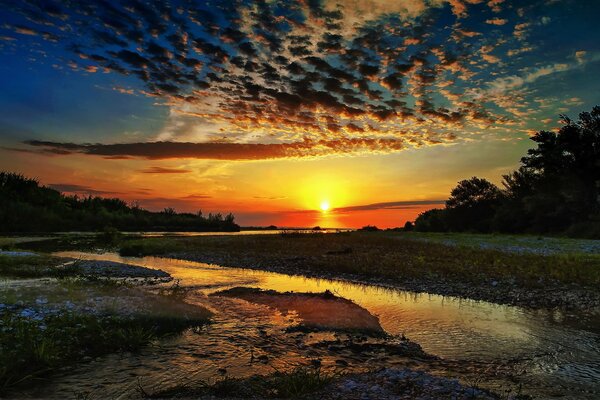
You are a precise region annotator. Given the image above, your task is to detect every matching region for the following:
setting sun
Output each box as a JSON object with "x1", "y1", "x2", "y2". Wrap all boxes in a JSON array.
[{"x1": 320, "y1": 200, "x2": 330, "y2": 212}]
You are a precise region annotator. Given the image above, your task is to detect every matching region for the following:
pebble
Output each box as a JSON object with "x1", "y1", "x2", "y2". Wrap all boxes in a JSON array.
[{"x1": 325, "y1": 368, "x2": 497, "y2": 399}]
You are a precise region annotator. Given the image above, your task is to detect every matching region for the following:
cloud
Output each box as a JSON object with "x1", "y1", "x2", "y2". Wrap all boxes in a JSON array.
[
  {"x1": 253, "y1": 196, "x2": 288, "y2": 200},
  {"x1": 575, "y1": 50, "x2": 587, "y2": 63},
  {"x1": 140, "y1": 166, "x2": 193, "y2": 174},
  {"x1": 48, "y1": 183, "x2": 119, "y2": 196},
  {"x1": 1, "y1": 0, "x2": 538, "y2": 151},
  {"x1": 332, "y1": 200, "x2": 445, "y2": 213},
  {"x1": 3, "y1": 0, "x2": 592, "y2": 154},
  {"x1": 20, "y1": 138, "x2": 408, "y2": 160},
  {"x1": 485, "y1": 18, "x2": 508, "y2": 25}
]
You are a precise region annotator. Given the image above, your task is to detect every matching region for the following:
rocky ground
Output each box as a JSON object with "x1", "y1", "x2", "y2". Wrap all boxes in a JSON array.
[
  {"x1": 319, "y1": 368, "x2": 499, "y2": 400},
  {"x1": 167, "y1": 251, "x2": 600, "y2": 312},
  {"x1": 62, "y1": 259, "x2": 172, "y2": 279}
]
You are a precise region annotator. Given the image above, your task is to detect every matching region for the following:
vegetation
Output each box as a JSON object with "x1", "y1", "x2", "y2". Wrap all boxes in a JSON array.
[
  {"x1": 0, "y1": 254, "x2": 74, "y2": 278},
  {"x1": 415, "y1": 106, "x2": 600, "y2": 237},
  {"x1": 0, "y1": 277, "x2": 212, "y2": 393},
  {"x1": 0, "y1": 310, "x2": 207, "y2": 392},
  {"x1": 139, "y1": 367, "x2": 336, "y2": 398},
  {"x1": 0, "y1": 172, "x2": 239, "y2": 232},
  {"x1": 119, "y1": 232, "x2": 600, "y2": 289}
]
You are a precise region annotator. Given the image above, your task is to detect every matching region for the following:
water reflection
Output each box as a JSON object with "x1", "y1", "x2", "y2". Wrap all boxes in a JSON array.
[{"x1": 46, "y1": 251, "x2": 600, "y2": 399}]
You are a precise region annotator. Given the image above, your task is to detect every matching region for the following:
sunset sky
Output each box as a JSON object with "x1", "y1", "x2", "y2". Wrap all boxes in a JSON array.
[{"x1": 0, "y1": 0, "x2": 598, "y2": 228}]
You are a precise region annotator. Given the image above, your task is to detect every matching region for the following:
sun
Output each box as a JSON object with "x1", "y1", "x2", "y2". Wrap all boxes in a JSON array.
[{"x1": 320, "y1": 200, "x2": 330, "y2": 212}]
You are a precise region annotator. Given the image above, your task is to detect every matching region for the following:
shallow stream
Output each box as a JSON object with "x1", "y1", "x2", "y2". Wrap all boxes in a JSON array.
[{"x1": 23, "y1": 251, "x2": 600, "y2": 399}]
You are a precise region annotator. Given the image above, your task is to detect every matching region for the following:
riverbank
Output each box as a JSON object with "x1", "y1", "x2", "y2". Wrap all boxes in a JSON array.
[
  {"x1": 118, "y1": 232, "x2": 600, "y2": 311},
  {"x1": 0, "y1": 252, "x2": 212, "y2": 394}
]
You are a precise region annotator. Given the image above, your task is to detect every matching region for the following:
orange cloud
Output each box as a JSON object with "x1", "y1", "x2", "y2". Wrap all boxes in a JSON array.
[
  {"x1": 21, "y1": 137, "x2": 409, "y2": 160},
  {"x1": 485, "y1": 18, "x2": 508, "y2": 25}
]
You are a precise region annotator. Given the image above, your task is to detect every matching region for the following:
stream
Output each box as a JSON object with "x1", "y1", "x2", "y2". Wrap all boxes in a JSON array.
[{"x1": 23, "y1": 251, "x2": 600, "y2": 399}]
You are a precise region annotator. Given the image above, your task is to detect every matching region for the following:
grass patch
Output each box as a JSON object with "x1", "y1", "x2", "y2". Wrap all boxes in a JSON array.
[
  {"x1": 0, "y1": 278, "x2": 211, "y2": 393},
  {"x1": 139, "y1": 367, "x2": 337, "y2": 398},
  {"x1": 119, "y1": 238, "x2": 187, "y2": 257},
  {"x1": 0, "y1": 254, "x2": 76, "y2": 278},
  {"x1": 119, "y1": 232, "x2": 600, "y2": 289}
]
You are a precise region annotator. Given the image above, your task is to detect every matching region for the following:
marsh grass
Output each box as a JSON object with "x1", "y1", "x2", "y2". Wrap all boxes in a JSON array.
[
  {"x1": 119, "y1": 232, "x2": 600, "y2": 289},
  {"x1": 0, "y1": 277, "x2": 212, "y2": 393},
  {"x1": 0, "y1": 254, "x2": 77, "y2": 278},
  {"x1": 138, "y1": 367, "x2": 336, "y2": 399},
  {"x1": 120, "y1": 238, "x2": 184, "y2": 256}
]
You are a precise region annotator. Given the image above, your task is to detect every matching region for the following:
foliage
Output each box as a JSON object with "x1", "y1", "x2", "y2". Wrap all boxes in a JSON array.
[
  {"x1": 415, "y1": 106, "x2": 600, "y2": 237},
  {"x1": 0, "y1": 311, "x2": 203, "y2": 392},
  {"x1": 0, "y1": 172, "x2": 239, "y2": 233},
  {"x1": 0, "y1": 254, "x2": 76, "y2": 278},
  {"x1": 358, "y1": 225, "x2": 380, "y2": 231}
]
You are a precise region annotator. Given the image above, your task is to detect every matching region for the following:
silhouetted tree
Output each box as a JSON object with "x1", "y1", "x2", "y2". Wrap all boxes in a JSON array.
[
  {"x1": 444, "y1": 177, "x2": 502, "y2": 232},
  {"x1": 414, "y1": 105, "x2": 600, "y2": 237},
  {"x1": 414, "y1": 209, "x2": 448, "y2": 232},
  {"x1": 0, "y1": 172, "x2": 239, "y2": 232}
]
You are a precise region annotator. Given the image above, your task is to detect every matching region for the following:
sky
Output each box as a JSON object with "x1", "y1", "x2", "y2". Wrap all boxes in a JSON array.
[{"x1": 0, "y1": 0, "x2": 599, "y2": 228}]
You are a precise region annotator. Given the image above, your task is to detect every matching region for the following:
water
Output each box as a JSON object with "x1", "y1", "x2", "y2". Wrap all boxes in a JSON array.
[{"x1": 24, "y1": 251, "x2": 600, "y2": 398}]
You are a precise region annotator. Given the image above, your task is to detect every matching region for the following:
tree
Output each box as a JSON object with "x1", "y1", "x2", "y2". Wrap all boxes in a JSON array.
[
  {"x1": 446, "y1": 177, "x2": 502, "y2": 209},
  {"x1": 414, "y1": 209, "x2": 448, "y2": 232},
  {"x1": 518, "y1": 106, "x2": 600, "y2": 228},
  {"x1": 445, "y1": 177, "x2": 502, "y2": 232}
]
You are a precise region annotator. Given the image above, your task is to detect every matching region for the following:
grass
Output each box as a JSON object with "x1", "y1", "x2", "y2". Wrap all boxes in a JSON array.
[
  {"x1": 119, "y1": 232, "x2": 600, "y2": 289},
  {"x1": 0, "y1": 278, "x2": 212, "y2": 393},
  {"x1": 0, "y1": 254, "x2": 77, "y2": 278},
  {"x1": 120, "y1": 238, "x2": 185, "y2": 257},
  {"x1": 138, "y1": 367, "x2": 337, "y2": 398}
]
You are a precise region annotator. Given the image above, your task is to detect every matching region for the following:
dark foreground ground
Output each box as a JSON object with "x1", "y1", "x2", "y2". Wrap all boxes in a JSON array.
[{"x1": 3, "y1": 231, "x2": 598, "y2": 398}]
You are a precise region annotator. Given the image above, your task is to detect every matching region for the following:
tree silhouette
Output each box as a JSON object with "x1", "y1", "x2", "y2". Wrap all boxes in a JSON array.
[
  {"x1": 415, "y1": 106, "x2": 600, "y2": 237},
  {"x1": 446, "y1": 177, "x2": 502, "y2": 209}
]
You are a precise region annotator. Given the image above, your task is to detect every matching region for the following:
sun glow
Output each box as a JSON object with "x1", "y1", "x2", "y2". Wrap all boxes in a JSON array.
[{"x1": 320, "y1": 200, "x2": 330, "y2": 212}]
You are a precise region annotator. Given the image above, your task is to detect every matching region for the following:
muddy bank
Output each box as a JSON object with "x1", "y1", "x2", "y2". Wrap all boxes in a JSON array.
[
  {"x1": 212, "y1": 287, "x2": 383, "y2": 334},
  {"x1": 167, "y1": 251, "x2": 600, "y2": 312}
]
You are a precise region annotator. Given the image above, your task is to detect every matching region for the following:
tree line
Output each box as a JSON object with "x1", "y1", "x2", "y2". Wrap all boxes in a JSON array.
[
  {"x1": 0, "y1": 172, "x2": 239, "y2": 233},
  {"x1": 414, "y1": 106, "x2": 600, "y2": 238}
]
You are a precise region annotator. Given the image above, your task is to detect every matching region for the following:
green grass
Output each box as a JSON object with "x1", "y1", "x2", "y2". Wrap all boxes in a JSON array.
[
  {"x1": 0, "y1": 238, "x2": 16, "y2": 249},
  {"x1": 119, "y1": 232, "x2": 600, "y2": 289},
  {"x1": 139, "y1": 367, "x2": 336, "y2": 398},
  {"x1": 0, "y1": 254, "x2": 76, "y2": 278}
]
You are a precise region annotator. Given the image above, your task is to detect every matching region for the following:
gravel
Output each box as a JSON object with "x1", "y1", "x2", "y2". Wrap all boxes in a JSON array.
[
  {"x1": 0, "y1": 250, "x2": 38, "y2": 257},
  {"x1": 63, "y1": 259, "x2": 171, "y2": 278},
  {"x1": 321, "y1": 368, "x2": 497, "y2": 399}
]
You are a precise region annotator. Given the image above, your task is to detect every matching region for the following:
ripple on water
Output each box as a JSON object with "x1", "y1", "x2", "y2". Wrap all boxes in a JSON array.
[{"x1": 31, "y1": 251, "x2": 600, "y2": 399}]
